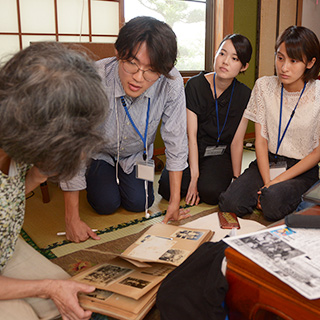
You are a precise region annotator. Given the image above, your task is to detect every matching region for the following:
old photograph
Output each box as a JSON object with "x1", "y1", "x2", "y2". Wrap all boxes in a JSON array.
[
  {"x1": 141, "y1": 265, "x2": 175, "y2": 277},
  {"x1": 83, "y1": 264, "x2": 132, "y2": 286},
  {"x1": 120, "y1": 277, "x2": 150, "y2": 289},
  {"x1": 85, "y1": 289, "x2": 113, "y2": 301},
  {"x1": 159, "y1": 248, "x2": 189, "y2": 264},
  {"x1": 172, "y1": 229, "x2": 204, "y2": 241}
]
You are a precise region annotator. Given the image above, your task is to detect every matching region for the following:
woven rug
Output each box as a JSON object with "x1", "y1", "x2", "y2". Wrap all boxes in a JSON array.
[
  {"x1": 51, "y1": 207, "x2": 271, "y2": 277},
  {"x1": 22, "y1": 206, "x2": 219, "y2": 320},
  {"x1": 51, "y1": 208, "x2": 217, "y2": 274},
  {"x1": 23, "y1": 184, "x2": 217, "y2": 260}
]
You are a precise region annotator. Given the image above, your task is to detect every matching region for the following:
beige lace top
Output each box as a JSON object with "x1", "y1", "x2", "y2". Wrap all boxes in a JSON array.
[
  {"x1": 244, "y1": 76, "x2": 320, "y2": 160},
  {"x1": 0, "y1": 161, "x2": 29, "y2": 272}
]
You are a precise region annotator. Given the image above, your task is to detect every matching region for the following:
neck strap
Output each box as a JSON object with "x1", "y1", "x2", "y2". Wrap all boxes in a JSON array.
[
  {"x1": 276, "y1": 82, "x2": 306, "y2": 155},
  {"x1": 213, "y1": 73, "x2": 236, "y2": 145},
  {"x1": 121, "y1": 96, "x2": 150, "y2": 159}
]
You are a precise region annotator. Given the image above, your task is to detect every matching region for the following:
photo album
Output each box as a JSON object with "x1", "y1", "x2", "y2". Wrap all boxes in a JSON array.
[
  {"x1": 121, "y1": 223, "x2": 214, "y2": 266},
  {"x1": 72, "y1": 223, "x2": 213, "y2": 319}
]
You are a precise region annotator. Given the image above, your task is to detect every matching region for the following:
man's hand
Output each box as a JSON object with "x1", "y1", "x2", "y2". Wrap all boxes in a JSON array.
[
  {"x1": 46, "y1": 279, "x2": 95, "y2": 320},
  {"x1": 64, "y1": 190, "x2": 100, "y2": 243},
  {"x1": 65, "y1": 219, "x2": 100, "y2": 243},
  {"x1": 162, "y1": 203, "x2": 191, "y2": 224},
  {"x1": 163, "y1": 170, "x2": 191, "y2": 223}
]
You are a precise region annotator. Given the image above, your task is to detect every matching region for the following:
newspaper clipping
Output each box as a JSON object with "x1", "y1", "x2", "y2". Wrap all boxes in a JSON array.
[{"x1": 224, "y1": 224, "x2": 320, "y2": 300}]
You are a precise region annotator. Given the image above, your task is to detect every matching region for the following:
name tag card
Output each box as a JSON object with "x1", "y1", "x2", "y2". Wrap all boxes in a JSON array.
[
  {"x1": 204, "y1": 145, "x2": 227, "y2": 157},
  {"x1": 269, "y1": 161, "x2": 287, "y2": 180},
  {"x1": 135, "y1": 160, "x2": 155, "y2": 182}
]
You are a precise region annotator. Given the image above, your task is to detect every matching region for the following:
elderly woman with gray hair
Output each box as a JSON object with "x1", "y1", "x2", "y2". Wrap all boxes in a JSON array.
[{"x1": 0, "y1": 42, "x2": 108, "y2": 320}]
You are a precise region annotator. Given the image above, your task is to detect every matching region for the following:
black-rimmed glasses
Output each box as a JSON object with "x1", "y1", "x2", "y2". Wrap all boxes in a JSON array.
[{"x1": 122, "y1": 60, "x2": 160, "y2": 82}]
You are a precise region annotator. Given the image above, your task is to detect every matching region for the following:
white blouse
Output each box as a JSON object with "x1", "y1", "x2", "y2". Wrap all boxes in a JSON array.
[{"x1": 244, "y1": 76, "x2": 320, "y2": 160}]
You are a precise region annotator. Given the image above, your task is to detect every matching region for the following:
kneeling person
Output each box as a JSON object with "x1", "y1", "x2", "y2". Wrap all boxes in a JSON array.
[{"x1": 61, "y1": 16, "x2": 189, "y2": 243}]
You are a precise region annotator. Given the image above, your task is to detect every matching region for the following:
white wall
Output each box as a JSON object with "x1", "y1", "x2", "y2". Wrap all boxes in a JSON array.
[
  {"x1": 0, "y1": 0, "x2": 119, "y2": 63},
  {"x1": 302, "y1": 0, "x2": 320, "y2": 40}
]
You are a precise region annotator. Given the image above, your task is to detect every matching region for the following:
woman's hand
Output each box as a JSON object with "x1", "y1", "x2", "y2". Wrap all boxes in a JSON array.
[
  {"x1": 0, "y1": 276, "x2": 95, "y2": 320},
  {"x1": 45, "y1": 279, "x2": 95, "y2": 320},
  {"x1": 185, "y1": 179, "x2": 200, "y2": 206},
  {"x1": 256, "y1": 180, "x2": 274, "y2": 210}
]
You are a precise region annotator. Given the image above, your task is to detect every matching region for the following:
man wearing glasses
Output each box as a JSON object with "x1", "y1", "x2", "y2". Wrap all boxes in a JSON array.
[{"x1": 61, "y1": 16, "x2": 189, "y2": 242}]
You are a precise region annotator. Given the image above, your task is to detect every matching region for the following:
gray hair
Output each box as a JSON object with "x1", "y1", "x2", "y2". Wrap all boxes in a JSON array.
[{"x1": 0, "y1": 42, "x2": 108, "y2": 181}]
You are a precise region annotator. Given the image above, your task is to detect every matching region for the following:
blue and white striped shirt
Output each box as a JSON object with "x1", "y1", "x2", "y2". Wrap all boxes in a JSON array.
[{"x1": 61, "y1": 57, "x2": 188, "y2": 191}]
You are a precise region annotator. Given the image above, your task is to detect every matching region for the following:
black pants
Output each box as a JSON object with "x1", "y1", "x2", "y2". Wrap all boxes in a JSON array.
[
  {"x1": 219, "y1": 153, "x2": 319, "y2": 221},
  {"x1": 156, "y1": 241, "x2": 229, "y2": 320},
  {"x1": 158, "y1": 153, "x2": 233, "y2": 205}
]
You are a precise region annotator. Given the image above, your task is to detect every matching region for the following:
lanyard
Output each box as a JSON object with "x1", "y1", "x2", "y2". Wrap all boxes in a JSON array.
[
  {"x1": 213, "y1": 73, "x2": 236, "y2": 145},
  {"x1": 120, "y1": 96, "x2": 150, "y2": 160},
  {"x1": 276, "y1": 82, "x2": 306, "y2": 155}
]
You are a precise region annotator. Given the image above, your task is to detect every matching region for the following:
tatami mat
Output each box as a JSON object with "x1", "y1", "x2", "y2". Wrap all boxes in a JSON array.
[
  {"x1": 23, "y1": 150, "x2": 256, "y2": 256},
  {"x1": 25, "y1": 183, "x2": 161, "y2": 248},
  {"x1": 51, "y1": 203, "x2": 216, "y2": 258},
  {"x1": 24, "y1": 175, "x2": 216, "y2": 255}
]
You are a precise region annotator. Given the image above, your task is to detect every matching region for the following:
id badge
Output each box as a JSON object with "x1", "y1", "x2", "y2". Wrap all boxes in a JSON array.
[
  {"x1": 204, "y1": 145, "x2": 227, "y2": 157},
  {"x1": 269, "y1": 161, "x2": 287, "y2": 180},
  {"x1": 135, "y1": 160, "x2": 155, "y2": 182}
]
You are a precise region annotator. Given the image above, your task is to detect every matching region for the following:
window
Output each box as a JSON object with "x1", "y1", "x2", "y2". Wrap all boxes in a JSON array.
[
  {"x1": 124, "y1": 0, "x2": 206, "y2": 71},
  {"x1": 122, "y1": 0, "x2": 233, "y2": 75},
  {"x1": 0, "y1": 0, "x2": 120, "y2": 62},
  {"x1": 0, "y1": 0, "x2": 233, "y2": 75}
]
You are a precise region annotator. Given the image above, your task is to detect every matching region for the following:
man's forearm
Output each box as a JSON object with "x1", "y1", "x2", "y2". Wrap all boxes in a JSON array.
[
  {"x1": 64, "y1": 190, "x2": 81, "y2": 222},
  {"x1": 168, "y1": 170, "x2": 182, "y2": 205}
]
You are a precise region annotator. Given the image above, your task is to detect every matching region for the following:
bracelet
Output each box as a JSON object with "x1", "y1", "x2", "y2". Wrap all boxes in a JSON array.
[{"x1": 232, "y1": 176, "x2": 238, "y2": 179}]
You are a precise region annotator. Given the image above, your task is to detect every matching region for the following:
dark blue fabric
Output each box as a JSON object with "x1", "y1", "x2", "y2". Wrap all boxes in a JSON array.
[
  {"x1": 296, "y1": 179, "x2": 320, "y2": 212},
  {"x1": 296, "y1": 200, "x2": 316, "y2": 212},
  {"x1": 86, "y1": 159, "x2": 154, "y2": 215}
]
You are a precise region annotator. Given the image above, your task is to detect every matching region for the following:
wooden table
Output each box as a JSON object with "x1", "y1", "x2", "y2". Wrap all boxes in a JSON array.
[{"x1": 225, "y1": 206, "x2": 320, "y2": 320}]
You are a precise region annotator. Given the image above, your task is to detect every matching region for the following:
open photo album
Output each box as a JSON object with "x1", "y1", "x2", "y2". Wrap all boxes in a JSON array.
[
  {"x1": 72, "y1": 223, "x2": 214, "y2": 319},
  {"x1": 121, "y1": 223, "x2": 214, "y2": 266}
]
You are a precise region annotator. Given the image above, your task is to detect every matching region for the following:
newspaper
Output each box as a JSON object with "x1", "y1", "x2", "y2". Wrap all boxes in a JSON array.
[{"x1": 224, "y1": 224, "x2": 320, "y2": 300}]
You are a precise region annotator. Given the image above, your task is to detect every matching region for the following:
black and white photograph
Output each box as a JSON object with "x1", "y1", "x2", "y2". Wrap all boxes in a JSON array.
[
  {"x1": 173, "y1": 229, "x2": 204, "y2": 241},
  {"x1": 120, "y1": 277, "x2": 150, "y2": 289},
  {"x1": 141, "y1": 265, "x2": 175, "y2": 277},
  {"x1": 224, "y1": 225, "x2": 320, "y2": 300},
  {"x1": 85, "y1": 289, "x2": 113, "y2": 301},
  {"x1": 239, "y1": 232, "x2": 303, "y2": 260},
  {"x1": 159, "y1": 248, "x2": 189, "y2": 264},
  {"x1": 83, "y1": 264, "x2": 132, "y2": 286}
]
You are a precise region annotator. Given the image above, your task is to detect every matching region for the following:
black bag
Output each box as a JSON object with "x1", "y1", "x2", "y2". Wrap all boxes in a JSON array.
[{"x1": 156, "y1": 240, "x2": 229, "y2": 320}]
